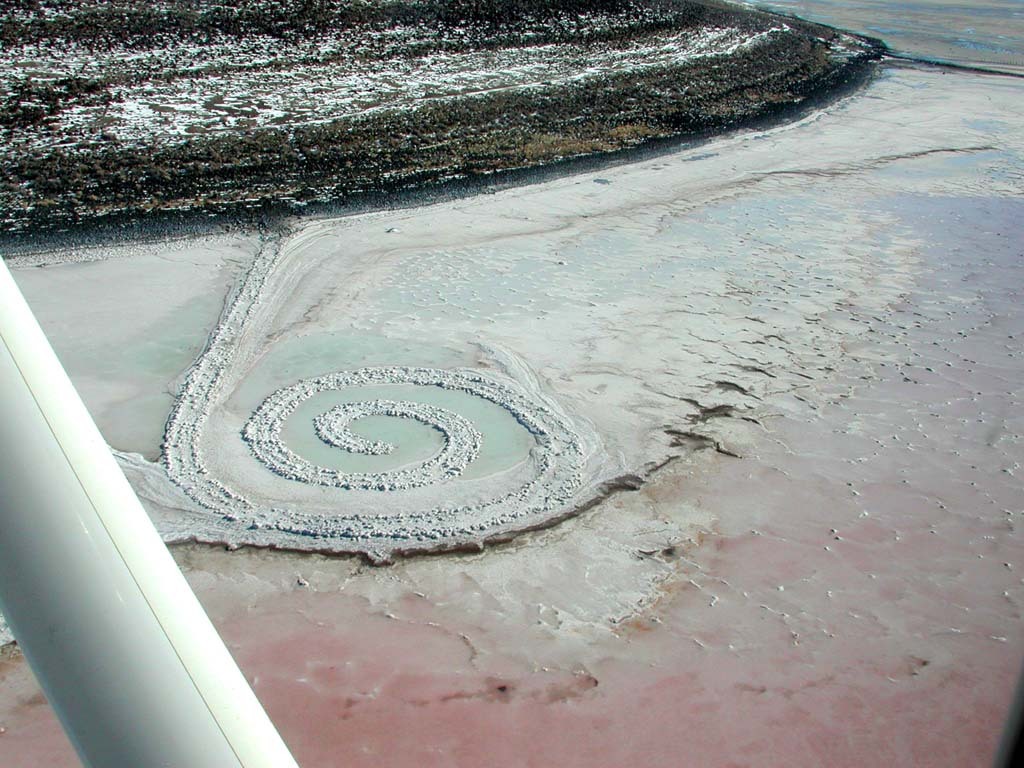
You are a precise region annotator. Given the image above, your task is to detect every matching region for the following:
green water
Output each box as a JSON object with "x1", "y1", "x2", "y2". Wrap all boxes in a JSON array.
[
  {"x1": 281, "y1": 384, "x2": 532, "y2": 478},
  {"x1": 234, "y1": 332, "x2": 534, "y2": 479}
]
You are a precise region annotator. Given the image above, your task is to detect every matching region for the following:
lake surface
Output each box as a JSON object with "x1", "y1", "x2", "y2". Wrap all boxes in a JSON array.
[{"x1": 743, "y1": 0, "x2": 1024, "y2": 72}]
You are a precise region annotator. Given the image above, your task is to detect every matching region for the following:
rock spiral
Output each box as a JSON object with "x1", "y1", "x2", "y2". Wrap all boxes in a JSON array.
[
  {"x1": 250, "y1": 394, "x2": 483, "y2": 492},
  {"x1": 234, "y1": 366, "x2": 588, "y2": 545},
  {"x1": 161, "y1": 238, "x2": 595, "y2": 556}
]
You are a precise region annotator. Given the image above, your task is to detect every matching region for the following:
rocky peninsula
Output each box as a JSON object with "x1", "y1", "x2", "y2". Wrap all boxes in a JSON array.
[{"x1": 0, "y1": 0, "x2": 883, "y2": 233}]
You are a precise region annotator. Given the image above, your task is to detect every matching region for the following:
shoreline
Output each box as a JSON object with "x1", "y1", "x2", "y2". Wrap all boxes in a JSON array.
[
  {"x1": 11, "y1": 51, "x2": 1022, "y2": 261},
  {"x1": 2, "y1": 46, "x2": 883, "y2": 257},
  {"x1": 1, "y1": 0, "x2": 884, "y2": 244}
]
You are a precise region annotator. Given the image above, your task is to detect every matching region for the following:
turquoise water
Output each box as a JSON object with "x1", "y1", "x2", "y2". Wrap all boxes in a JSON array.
[
  {"x1": 55, "y1": 289, "x2": 228, "y2": 458},
  {"x1": 231, "y1": 332, "x2": 534, "y2": 480},
  {"x1": 232, "y1": 332, "x2": 469, "y2": 412},
  {"x1": 280, "y1": 383, "x2": 533, "y2": 479}
]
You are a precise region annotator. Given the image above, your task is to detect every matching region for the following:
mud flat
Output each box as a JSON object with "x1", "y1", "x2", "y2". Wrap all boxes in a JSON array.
[{"x1": 1, "y1": 30, "x2": 1023, "y2": 768}]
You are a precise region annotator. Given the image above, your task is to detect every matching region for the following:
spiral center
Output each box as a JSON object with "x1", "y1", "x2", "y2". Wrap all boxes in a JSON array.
[
  {"x1": 243, "y1": 377, "x2": 493, "y2": 491},
  {"x1": 235, "y1": 366, "x2": 589, "y2": 545},
  {"x1": 313, "y1": 402, "x2": 400, "y2": 456}
]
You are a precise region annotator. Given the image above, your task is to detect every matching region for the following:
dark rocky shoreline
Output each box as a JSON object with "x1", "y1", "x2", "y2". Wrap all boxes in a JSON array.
[{"x1": 0, "y1": 1, "x2": 885, "y2": 236}]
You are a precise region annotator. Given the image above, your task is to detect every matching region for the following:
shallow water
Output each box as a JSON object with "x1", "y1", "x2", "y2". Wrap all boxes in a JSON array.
[
  {"x1": 742, "y1": 0, "x2": 1024, "y2": 72},
  {"x1": 11, "y1": 238, "x2": 251, "y2": 458},
  {"x1": 281, "y1": 384, "x2": 534, "y2": 480},
  {"x1": 231, "y1": 332, "x2": 471, "y2": 413}
]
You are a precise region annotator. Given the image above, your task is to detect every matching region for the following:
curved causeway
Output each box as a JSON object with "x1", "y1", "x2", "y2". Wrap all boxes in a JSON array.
[{"x1": 242, "y1": 365, "x2": 583, "y2": 497}]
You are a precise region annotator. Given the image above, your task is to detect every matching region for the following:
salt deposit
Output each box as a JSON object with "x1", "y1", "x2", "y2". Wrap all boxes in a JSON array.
[
  {"x1": 157, "y1": 230, "x2": 599, "y2": 556},
  {"x1": 241, "y1": 365, "x2": 583, "y2": 508}
]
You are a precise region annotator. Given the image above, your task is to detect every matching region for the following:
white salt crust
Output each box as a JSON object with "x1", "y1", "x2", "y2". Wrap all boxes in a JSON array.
[{"x1": 161, "y1": 236, "x2": 592, "y2": 552}]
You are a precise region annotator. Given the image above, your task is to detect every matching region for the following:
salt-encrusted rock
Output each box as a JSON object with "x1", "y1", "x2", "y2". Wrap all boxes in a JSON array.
[
  {"x1": 161, "y1": 236, "x2": 594, "y2": 554},
  {"x1": 249, "y1": 393, "x2": 484, "y2": 491}
]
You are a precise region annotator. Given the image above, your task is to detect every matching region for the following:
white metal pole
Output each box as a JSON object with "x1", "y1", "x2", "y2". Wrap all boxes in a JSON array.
[{"x1": 0, "y1": 257, "x2": 300, "y2": 768}]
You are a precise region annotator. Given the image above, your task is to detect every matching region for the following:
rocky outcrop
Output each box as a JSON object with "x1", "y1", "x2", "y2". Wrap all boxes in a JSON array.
[{"x1": 0, "y1": 0, "x2": 884, "y2": 233}]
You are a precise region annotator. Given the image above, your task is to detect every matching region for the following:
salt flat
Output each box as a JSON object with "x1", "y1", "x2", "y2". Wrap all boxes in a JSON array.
[{"x1": 2, "y1": 58, "x2": 1023, "y2": 766}]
